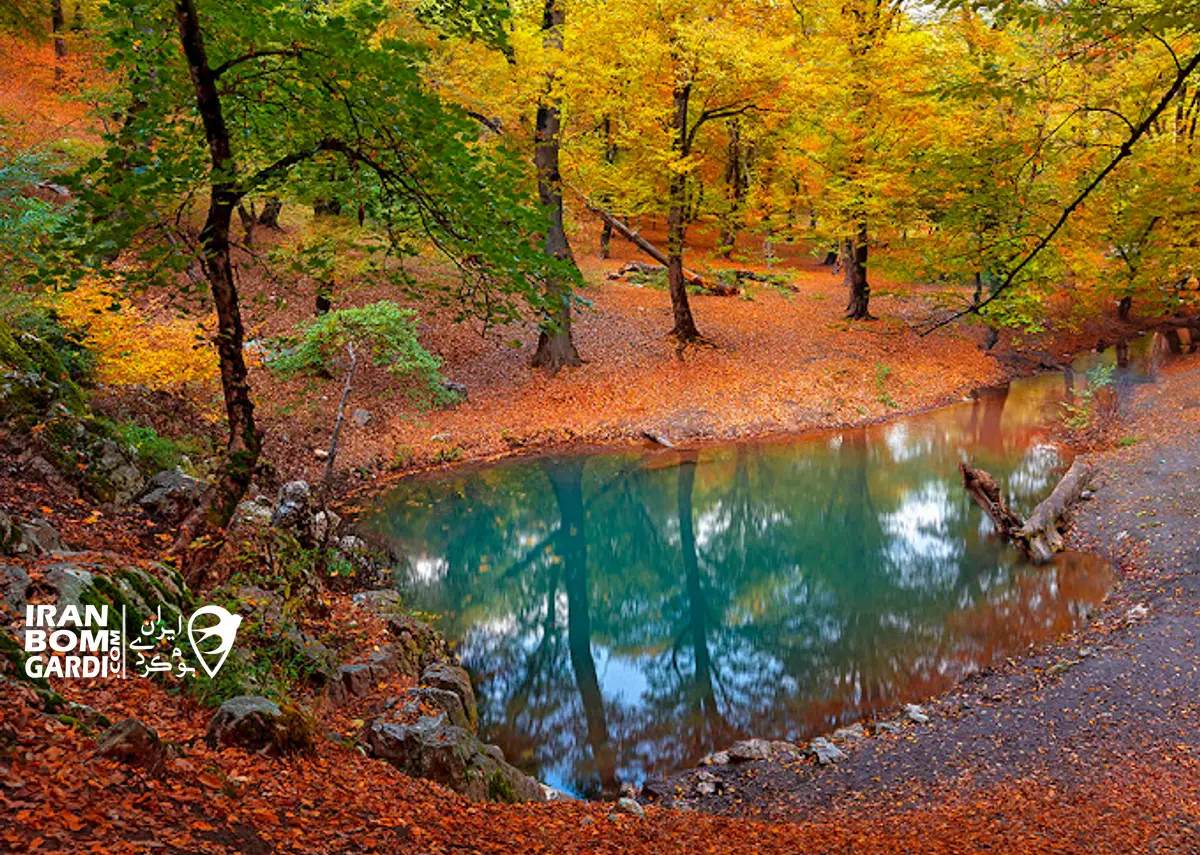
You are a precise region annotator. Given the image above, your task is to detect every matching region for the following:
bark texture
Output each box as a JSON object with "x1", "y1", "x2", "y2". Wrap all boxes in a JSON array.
[
  {"x1": 530, "y1": 0, "x2": 582, "y2": 372},
  {"x1": 959, "y1": 459, "x2": 1093, "y2": 564},
  {"x1": 171, "y1": 0, "x2": 263, "y2": 582}
]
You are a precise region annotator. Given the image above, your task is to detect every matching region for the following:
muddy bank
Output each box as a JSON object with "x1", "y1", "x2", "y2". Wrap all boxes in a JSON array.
[{"x1": 636, "y1": 349, "x2": 1200, "y2": 822}]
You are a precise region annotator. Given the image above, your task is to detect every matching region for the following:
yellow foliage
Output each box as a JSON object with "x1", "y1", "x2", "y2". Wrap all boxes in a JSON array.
[{"x1": 54, "y1": 281, "x2": 220, "y2": 396}]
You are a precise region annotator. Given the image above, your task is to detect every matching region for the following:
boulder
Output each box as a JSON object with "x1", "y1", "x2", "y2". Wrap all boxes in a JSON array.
[
  {"x1": 904, "y1": 703, "x2": 929, "y2": 724},
  {"x1": 20, "y1": 518, "x2": 63, "y2": 554},
  {"x1": 0, "y1": 512, "x2": 27, "y2": 555},
  {"x1": 0, "y1": 564, "x2": 31, "y2": 615},
  {"x1": 90, "y1": 439, "x2": 146, "y2": 505},
  {"x1": 336, "y1": 664, "x2": 375, "y2": 699},
  {"x1": 387, "y1": 615, "x2": 449, "y2": 675},
  {"x1": 400, "y1": 687, "x2": 470, "y2": 731},
  {"x1": 42, "y1": 562, "x2": 96, "y2": 611},
  {"x1": 810, "y1": 736, "x2": 845, "y2": 766},
  {"x1": 96, "y1": 718, "x2": 166, "y2": 776},
  {"x1": 608, "y1": 797, "x2": 645, "y2": 820},
  {"x1": 364, "y1": 717, "x2": 544, "y2": 803},
  {"x1": 135, "y1": 470, "x2": 207, "y2": 525},
  {"x1": 727, "y1": 738, "x2": 772, "y2": 762},
  {"x1": 206, "y1": 695, "x2": 283, "y2": 750},
  {"x1": 353, "y1": 588, "x2": 402, "y2": 615},
  {"x1": 421, "y1": 663, "x2": 477, "y2": 729}
]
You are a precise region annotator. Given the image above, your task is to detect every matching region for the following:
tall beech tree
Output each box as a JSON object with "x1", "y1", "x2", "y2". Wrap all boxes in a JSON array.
[
  {"x1": 531, "y1": 0, "x2": 584, "y2": 371},
  {"x1": 73, "y1": 0, "x2": 564, "y2": 577}
]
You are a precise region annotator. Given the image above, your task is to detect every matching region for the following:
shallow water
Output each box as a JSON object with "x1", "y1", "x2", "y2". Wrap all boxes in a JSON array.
[{"x1": 362, "y1": 331, "x2": 1186, "y2": 798}]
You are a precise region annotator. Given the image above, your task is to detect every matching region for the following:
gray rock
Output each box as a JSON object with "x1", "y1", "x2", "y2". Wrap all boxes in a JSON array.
[
  {"x1": 43, "y1": 562, "x2": 96, "y2": 611},
  {"x1": 608, "y1": 797, "x2": 645, "y2": 820},
  {"x1": 21, "y1": 518, "x2": 63, "y2": 554},
  {"x1": 0, "y1": 564, "x2": 30, "y2": 614},
  {"x1": 338, "y1": 663, "x2": 375, "y2": 698},
  {"x1": 205, "y1": 695, "x2": 283, "y2": 750},
  {"x1": 904, "y1": 703, "x2": 929, "y2": 724},
  {"x1": 810, "y1": 736, "x2": 845, "y2": 766},
  {"x1": 441, "y1": 381, "x2": 468, "y2": 402},
  {"x1": 387, "y1": 615, "x2": 450, "y2": 674},
  {"x1": 91, "y1": 438, "x2": 145, "y2": 505},
  {"x1": 271, "y1": 481, "x2": 315, "y2": 537},
  {"x1": 284, "y1": 629, "x2": 338, "y2": 679},
  {"x1": 541, "y1": 783, "x2": 572, "y2": 802},
  {"x1": 401, "y1": 687, "x2": 470, "y2": 731},
  {"x1": 96, "y1": 718, "x2": 166, "y2": 776},
  {"x1": 700, "y1": 750, "x2": 730, "y2": 766},
  {"x1": 352, "y1": 409, "x2": 372, "y2": 427},
  {"x1": 875, "y1": 721, "x2": 902, "y2": 735},
  {"x1": 353, "y1": 588, "x2": 402, "y2": 614},
  {"x1": 364, "y1": 718, "x2": 544, "y2": 803},
  {"x1": 727, "y1": 738, "x2": 772, "y2": 762},
  {"x1": 832, "y1": 722, "x2": 866, "y2": 741},
  {"x1": 770, "y1": 740, "x2": 803, "y2": 757},
  {"x1": 0, "y1": 511, "x2": 29, "y2": 555},
  {"x1": 421, "y1": 663, "x2": 478, "y2": 730},
  {"x1": 694, "y1": 769, "x2": 719, "y2": 796},
  {"x1": 136, "y1": 470, "x2": 206, "y2": 525},
  {"x1": 430, "y1": 433, "x2": 453, "y2": 442}
]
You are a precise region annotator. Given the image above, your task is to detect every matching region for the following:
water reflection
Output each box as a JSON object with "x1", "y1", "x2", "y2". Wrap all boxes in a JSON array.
[{"x1": 362, "y1": 335, "x2": 1183, "y2": 797}]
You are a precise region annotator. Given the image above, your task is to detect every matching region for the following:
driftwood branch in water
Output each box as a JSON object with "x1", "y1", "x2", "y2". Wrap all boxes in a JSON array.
[
  {"x1": 959, "y1": 459, "x2": 1093, "y2": 564},
  {"x1": 570, "y1": 188, "x2": 737, "y2": 296}
]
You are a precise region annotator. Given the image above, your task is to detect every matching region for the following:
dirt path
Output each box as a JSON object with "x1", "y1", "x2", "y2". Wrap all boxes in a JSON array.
[{"x1": 639, "y1": 351, "x2": 1200, "y2": 833}]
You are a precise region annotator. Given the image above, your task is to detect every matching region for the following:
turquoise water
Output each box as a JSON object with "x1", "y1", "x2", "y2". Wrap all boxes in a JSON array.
[{"x1": 362, "y1": 335, "x2": 1181, "y2": 798}]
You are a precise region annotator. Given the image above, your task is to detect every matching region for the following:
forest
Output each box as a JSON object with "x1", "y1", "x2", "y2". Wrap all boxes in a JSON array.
[{"x1": 1, "y1": 0, "x2": 1199, "y2": 851}]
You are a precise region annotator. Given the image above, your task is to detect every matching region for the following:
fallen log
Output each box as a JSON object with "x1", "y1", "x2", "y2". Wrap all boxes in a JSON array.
[
  {"x1": 958, "y1": 458, "x2": 1093, "y2": 564},
  {"x1": 569, "y1": 187, "x2": 738, "y2": 296}
]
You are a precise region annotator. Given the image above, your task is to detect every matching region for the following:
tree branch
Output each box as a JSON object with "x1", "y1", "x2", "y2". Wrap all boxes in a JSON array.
[{"x1": 917, "y1": 45, "x2": 1200, "y2": 336}]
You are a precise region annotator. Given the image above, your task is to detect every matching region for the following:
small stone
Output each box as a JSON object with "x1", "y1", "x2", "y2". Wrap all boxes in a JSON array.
[
  {"x1": 875, "y1": 721, "x2": 902, "y2": 735},
  {"x1": 700, "y1": 750, "x2": 731, "y2": 766},
  {"x1": 313, "y1": 448, "x2": 329, "y2": 460},
  {"x1": 352, "y1": 409, "x2": 372, "y2": 427},
  {"x1": 727, "y1": 738, "x2": 772, "y2": 762},
  {"x1": 1126, "y1": 603, "x2": 1149, "y2": 621},
  {"x1": 1079, "y1": 646, "x2": 1094, "y2": 657},
  {"x1": 904, "y1": 704, "x2": 929, "y2": 724},
  {"x1": 608, "y1": 797, "x2": 645, "y2": 820},
  {"x1": 832, "y1": 722, "x2": 866, "y2": 741},
  {"x1": 810, "y1": 736, "x2": 845, "y2": 766},
  {"x1": 430, "y1": 433, "x2": 453, "y2": 442}
]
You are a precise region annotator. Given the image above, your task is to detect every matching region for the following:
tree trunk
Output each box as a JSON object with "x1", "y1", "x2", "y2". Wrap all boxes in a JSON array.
[
  {"x1": 718, "y1": 120, "x2": 746, "y2": 260},
  {"x1": 258, "y1": 197, "x2": 283, "y2": 229},
  {"x1": 171, "y1": 0, "x2": 263, "y2": 582},
  {"x1": 1118, "y1": 295, "x2": 1132, "y2": 320},
  {"x1": 50, "y1": 0, "x2": 67, "y2": 85},
  {"x1": 843, "y1": 221, "x2": 874, "y2": 320},
  {"x1": 530, "y1": 0, "x2": 582, "y2": 373},
  {"x1": 668, "y1": 83, "x2": 701, "y2": 341},
  {"x1": 959, "y1": 459, "x2": 1092, "y2": 564},
  {"x1": 599, "y1": 117, "x2": 615, "y2": 259}
]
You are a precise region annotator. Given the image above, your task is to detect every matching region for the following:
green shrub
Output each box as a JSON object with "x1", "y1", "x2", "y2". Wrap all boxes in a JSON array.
[{"x1": 270, "y1": 302, "x2": 449, "y2": 404}]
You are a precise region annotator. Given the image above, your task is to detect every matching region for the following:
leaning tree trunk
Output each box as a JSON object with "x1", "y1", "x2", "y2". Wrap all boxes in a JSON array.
[
  {"x1": 667, "y1": 82, "x2": 701, "y2": 341},
  {"x1": 843, "y1": 221, "x2": 873, "y2": 320},
  {"x1": 172, "y1": 0, "x2": 263, "y2": 583},
  {"x1": 530, "y1": 0, "x2": 582, "y2": 372},
  {"x1": 959, "y1": 459, "x2": 1093, "y2": 564}
]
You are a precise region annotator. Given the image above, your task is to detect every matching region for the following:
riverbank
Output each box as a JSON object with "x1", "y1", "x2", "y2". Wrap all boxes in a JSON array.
[
  {"x1": 630, "y1": 348, "x2": 1200, "y2": 837},
  {"x1": 92, "y1": 221, "x2": 1183, "y2": 494}
]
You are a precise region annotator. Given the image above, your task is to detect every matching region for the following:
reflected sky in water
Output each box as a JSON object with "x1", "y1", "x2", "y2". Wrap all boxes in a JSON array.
[{"x1": 362, "y1": 334, "x2": 1183, "y2": 798}]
